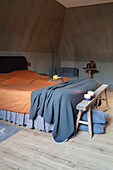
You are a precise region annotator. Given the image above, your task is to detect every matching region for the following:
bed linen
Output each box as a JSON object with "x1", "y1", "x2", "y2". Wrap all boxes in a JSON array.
[
  {"x1": 0, "y1": 70, "x2": 99, "y2": 142},
  {"x1": 0, "y1": 110, "x2": 54, "y2": 132},
  {"x1": 29, "y1": 77, "x2": 99, "y2": 142},
  {"x1": 0, "y1": 70, "x2": 64, "y2": 113}
]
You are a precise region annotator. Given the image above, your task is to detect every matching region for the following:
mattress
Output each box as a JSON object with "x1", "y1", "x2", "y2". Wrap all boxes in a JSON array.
[{"x1": 0, "y1": 70, "x2": 65, "y2": 113}]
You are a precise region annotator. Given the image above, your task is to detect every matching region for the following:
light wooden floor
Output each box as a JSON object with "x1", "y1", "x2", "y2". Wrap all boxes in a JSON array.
[{"x1": 0, "y1": 88, "x2": 113, "y2": 170}]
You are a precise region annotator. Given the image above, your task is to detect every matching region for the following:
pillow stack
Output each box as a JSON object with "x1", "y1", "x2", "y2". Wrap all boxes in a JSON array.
[{"x1": 78, "y1": 109, "x2": 109, "y2": 133}]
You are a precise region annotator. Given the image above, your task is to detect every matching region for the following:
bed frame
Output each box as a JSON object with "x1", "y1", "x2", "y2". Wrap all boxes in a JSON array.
[
  {"x1": 0, "y1": 57, "x2": 54, "y2": 133},
  {"x1": 0, "y1": 57, "x2": 107, "y2": 142},
  {"x1": 0, "y1": 56, "x2": 28, "y2": 73}
]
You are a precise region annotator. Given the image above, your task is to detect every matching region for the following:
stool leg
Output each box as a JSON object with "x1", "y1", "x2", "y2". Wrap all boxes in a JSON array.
[
  {"x1": 96, "y1": 95, "x2": 101, "y2": 108},
  {"x1": 105, "y1": 89, "x2": 108, "y2": 111},
  {"x1": 76, "y1": 110, "x2": 82, "y2": 133},
  {"x1": 87, "y1": 107, "x2": 93, "y2": 138}
]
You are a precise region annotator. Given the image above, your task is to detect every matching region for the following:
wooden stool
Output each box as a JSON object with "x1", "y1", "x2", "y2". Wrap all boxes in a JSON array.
[{"x1": 76, "y1": 84, "x2": 108, "y2": 138}]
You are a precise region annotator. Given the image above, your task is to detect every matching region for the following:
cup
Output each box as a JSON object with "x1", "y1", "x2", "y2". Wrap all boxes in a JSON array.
[
  {"x1": 84, "y1": 94, "x2": 91, "y2": 100},
  {"x1": 88, "y1": 91, "x2": 95, "y2": 97}
]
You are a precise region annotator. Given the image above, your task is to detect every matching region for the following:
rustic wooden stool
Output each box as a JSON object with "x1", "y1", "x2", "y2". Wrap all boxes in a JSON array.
[{"x1": 76, "y1": 84, "x2": 108, "y2": 138}]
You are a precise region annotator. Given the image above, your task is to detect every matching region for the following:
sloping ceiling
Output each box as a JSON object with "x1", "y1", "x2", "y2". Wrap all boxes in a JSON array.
[
  {"x1": 58, "y1": 3, "x2": 113, "y2": 62},
  {"x1": 56, "y1": 0, "x2": 113, "y2": 8},
  {"x1": 0, "y1": 0, "x2": 66, "y2": 53}
]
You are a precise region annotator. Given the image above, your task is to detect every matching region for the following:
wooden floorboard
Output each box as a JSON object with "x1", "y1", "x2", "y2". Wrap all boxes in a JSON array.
[{"x1": 0, "y1": 88, "x2": 113, "y2": 170}]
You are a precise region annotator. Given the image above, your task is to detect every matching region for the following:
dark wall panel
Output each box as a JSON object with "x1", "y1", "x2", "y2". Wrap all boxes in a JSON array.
[
  {"x1": 0, "y1": 0, "x2": 66, "y2": 53},
  {"x1": 58, "y1": 3, "x2": 113, "y2": 62}
]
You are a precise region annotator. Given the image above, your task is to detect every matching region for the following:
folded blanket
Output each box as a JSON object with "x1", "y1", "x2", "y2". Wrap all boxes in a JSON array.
[
  {"x1": 79, "y1": 109, "x2": 109, "y2": 133},
  {"x1": 79, "y1": 123, "x2": 106, "y2": 134},
  {"x1": 29, "y1": 78, "x2": 99, "y2": 142},
  {"x1": 81, "y1": 109, "x2": 109, "y2": 124}
]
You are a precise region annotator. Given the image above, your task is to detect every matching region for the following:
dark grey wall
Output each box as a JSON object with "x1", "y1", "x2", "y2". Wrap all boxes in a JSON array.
[
  {"x1": 1, "y1": 1, "x2": 113, "y2": 83},
  {"x1": 58, "y1": 3, "x2": 113, "y2": 62},
  {"x1": 58, "y1": 3, "x2": 113, "y2": 85},
  {"x1": 0, "y1": 0, "x2": 66, "y2": 75},
  {"x1": 0, "y1": 0, "x2": 66, "y2": 53}
]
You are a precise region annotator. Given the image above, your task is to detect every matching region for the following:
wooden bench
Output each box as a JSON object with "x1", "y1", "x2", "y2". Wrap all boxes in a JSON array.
[{"x1": 76, "y1": 84, "x2": 108, "y2": 138}]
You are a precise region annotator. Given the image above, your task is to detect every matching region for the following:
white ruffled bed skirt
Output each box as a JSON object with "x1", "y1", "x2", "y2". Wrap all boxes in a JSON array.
[{"x1": 0, "y1": 110, "x2": 54, "y2": 132}]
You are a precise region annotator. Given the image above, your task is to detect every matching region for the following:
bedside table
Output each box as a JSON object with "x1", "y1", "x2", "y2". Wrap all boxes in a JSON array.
[{"x1": 83, "y1": 67, "x2": 97, "y2": 78}]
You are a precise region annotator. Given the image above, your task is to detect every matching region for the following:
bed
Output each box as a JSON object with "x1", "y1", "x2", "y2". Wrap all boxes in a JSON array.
[{"x1": 0, "y1": 57, "x2": 99, "y2": 142}]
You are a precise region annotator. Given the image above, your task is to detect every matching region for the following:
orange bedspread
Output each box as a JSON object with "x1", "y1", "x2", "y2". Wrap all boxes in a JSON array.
[{"x1": 0, "y1": 70, "x2": 68, "y2": 114}]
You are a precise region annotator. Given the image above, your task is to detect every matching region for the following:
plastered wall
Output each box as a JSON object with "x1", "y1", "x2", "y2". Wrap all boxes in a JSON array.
[
  {"x1": 0, "y1": 0, "x2": 65, "y2": 53},
  {"x1": 0, "y1": 0, "x2": 65, "y2": 74},
  {"x1": 58, "y1": 3, "x2": 113, "y2": 85},
  {"x1": 61, "y1": 60, "x2": 113, "y2": 86}
]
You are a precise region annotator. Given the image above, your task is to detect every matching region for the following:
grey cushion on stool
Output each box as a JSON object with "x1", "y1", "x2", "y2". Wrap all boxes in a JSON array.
[
  {"x1": 78, "y1": 109, "x2": 109, "y2": 133},
  {"x1": 81, "y1": 109, "x2": 109, "y2": 124}
]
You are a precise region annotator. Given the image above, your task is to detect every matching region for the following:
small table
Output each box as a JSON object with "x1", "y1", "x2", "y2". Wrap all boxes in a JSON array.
[{"x1": 83, "y1": 67, "x2": 97, "y2": 78}]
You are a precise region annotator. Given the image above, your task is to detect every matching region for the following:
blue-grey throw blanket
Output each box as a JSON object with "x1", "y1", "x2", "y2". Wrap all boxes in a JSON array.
[{"x1": 29, "y1": 78, "x2": 99, "y2": 142}]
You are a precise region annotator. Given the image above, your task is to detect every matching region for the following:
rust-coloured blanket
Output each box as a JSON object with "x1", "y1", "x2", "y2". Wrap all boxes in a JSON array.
[{"x1": 0, "y1": 70, "x2": 64, "y2": 113}]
